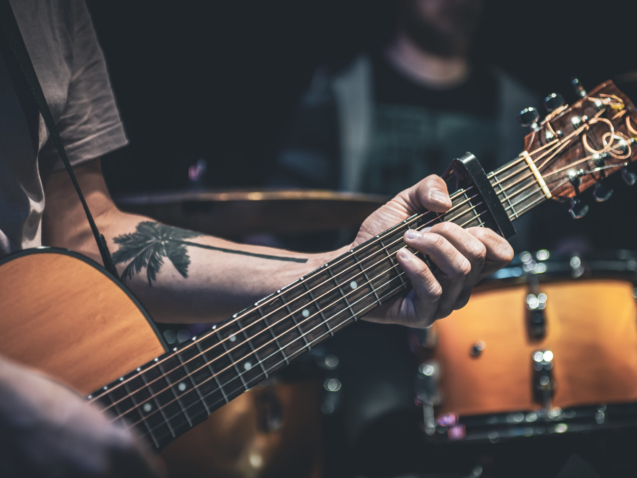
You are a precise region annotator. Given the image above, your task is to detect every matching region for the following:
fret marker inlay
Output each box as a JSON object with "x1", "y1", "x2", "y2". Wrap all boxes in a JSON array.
[{"x1": 350, "y1": 281, "x2": 358, "y2": 290}]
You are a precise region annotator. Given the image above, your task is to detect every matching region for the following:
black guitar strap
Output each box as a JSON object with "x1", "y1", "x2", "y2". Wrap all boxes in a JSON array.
[{"x1": 0, "y1": 0, "x2": 119, "y2": 278}]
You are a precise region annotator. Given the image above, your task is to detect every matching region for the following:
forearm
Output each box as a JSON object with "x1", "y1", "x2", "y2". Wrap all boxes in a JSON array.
[
  {"x1": 43, "y1": 160, "x2": 342, "y2": 323},
  {"x1": 100, "y1": 209, "x2": 339, "y2": 323}
]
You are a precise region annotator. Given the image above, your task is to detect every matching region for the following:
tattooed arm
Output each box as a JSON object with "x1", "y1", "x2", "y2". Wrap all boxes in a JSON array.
[
  {"x1": 43, "y1": 159, "x2": 323, "y2": 323},
  {"x1": 43, "y1": 159, "x2": 513, "y2": 327}
]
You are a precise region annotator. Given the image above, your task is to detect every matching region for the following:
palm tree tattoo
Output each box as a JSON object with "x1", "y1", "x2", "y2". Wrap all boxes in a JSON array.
[{"x1": 112, "y1": 222, "x2": 307, "y2": 285}]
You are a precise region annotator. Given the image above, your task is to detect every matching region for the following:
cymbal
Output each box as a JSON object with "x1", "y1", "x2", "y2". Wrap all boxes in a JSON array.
[{"x1": 114, "y1": 189, "x2": 387, "y2": 237}]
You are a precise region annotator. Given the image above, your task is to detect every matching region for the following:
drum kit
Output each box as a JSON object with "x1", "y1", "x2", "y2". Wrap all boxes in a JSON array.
[
  {"x1": 415, "y1": 250, "x2": 637, "y2": 444},
  {"x1": 115, "y1": 189, "x2": 637, "y2": 477}
]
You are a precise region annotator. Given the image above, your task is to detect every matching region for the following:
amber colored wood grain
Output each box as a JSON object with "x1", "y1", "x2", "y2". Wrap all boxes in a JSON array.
[
  {"x1": 160, "y1": 380, "x2": 323, "y2": 478},
  {"x1": 0, "y1": 251, "x2": 165, "y2": 395},
  {"x1": 433, "y1": 280, "x2": 637, "y2": 416}
]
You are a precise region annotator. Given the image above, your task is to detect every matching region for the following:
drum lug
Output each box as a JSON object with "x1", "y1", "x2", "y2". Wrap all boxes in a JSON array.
[
  {"x1": 416, "y1": 361, "x2": 441, "y2": 435},
  {"x1": 532, "y1": 350, "x2": 556, "y2": 409},
  {"x1": 526, "y1": 293, "x2": 547, "y2": 340}
]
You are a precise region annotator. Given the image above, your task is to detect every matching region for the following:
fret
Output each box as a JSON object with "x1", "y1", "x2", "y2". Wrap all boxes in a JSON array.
[
  {"x1": 137, "y1": 368, "x2": 180, "y2": 439},
  {"x1": 492, "y1": 168, "x2": 518, "y2": 219},
  {"x1": 379, "y1": 236, "x2": 409, "y2": 290},
  {"x1": 217, "y1": 326, "x2": 249, "y2": 392},
  {"x1": 256, "y1": 306, "x2": 290, "y2": 365},
  {"x1": 280, "y1": 292, "x2": 312, "y2": 347},
  {"x1": 305, "y1": 263, "x2": 356, "y2": 334},
  {"x1": 462, "y1": 190, "x2": 486, "y2": 228},
  {"x1": 238, "y1": 316, "x2": 270, "y2": 379},
  {"x1": 326, "y1": 266, "x2": 358, "y2": 321},
  {"x1": 161, "y1": 363, "x2": 193, "y2": 428},
  {"x1": 354, "y1": 252, "x2": 381, "y2": 305},
  {"x1": 175, "y1": 351, "x2": 211, "y2": 415},
  {"x1": 301, "y1": 280, "x2": 335, "y2": 337},
  {"x1": 195, "y1": 338, "x2": 229, "y2": 406},
  {"x1": 158, "y1": 354, "x2": 209, "y2": 428},
  {"x1": 99, "y1": 379, "x2": 165, "y2": 448},
  {"x1": 258, "y1": 292, "x2": 308, "y2": 359},
  {"x1": 299, "y1": 269, "x2": 343, "y2": 338},
  {"x1": 212, "y1": 319, "x2": 270, "y2": 395},
  {"x1": 116, "y1": 381, "x2": 162, "y2": 448},
  {"x1": 233, "y1": 311, "x2": 279, "y2": 384},
  {"x1": 330, "y1": 254, "x2": 383, "y2": 318}
]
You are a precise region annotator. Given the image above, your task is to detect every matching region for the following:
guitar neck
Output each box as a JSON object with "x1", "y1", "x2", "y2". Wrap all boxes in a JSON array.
[{"x1": 93, "y1": 153, "x2": 547, "y2": 450}]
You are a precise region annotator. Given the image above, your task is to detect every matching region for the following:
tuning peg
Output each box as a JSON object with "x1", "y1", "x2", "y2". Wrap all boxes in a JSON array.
[
  {"x1": 621, "y1": 168, "x2": 636, "y2": 186},
  {"x1": 569, "y1": 198, "x2": 589, "y2": 219},
  {"x1": 544, "y1": 93, "x2": 565, "y2": 112},
  {"x1": 572, "y1": 77, "x2": 587, "y2": 98},
  {"x1": 593, "y1": 183, "x2": 614, "y2": 202},
  {"x1": 519, "y1": 107, "x2": 540, "y2": 131}
]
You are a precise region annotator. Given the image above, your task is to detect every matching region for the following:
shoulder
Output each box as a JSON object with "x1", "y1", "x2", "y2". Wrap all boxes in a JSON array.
[{"x1": 301, "y1": 54, "x2": 374, "y2": 106}]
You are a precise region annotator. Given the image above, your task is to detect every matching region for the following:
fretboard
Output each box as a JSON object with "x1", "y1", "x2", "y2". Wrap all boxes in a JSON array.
[{"x1": 91, "y1": 154, "x2": 547, "y2": 450}]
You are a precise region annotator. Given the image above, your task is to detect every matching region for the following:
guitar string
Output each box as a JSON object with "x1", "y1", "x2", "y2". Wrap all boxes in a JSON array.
[
  {"x1": 92, "y1": 131, "x2": 568, "y2": 406},
  {"x1": 119, "y1": 175, "x2": 548, "y2": 429},
  {"x1": 134, "y1": 189, "x2": 548, "y2": 443},
  {"x1": 103, "y1": 131, "x2": 569, "y2": 418},
  {"x1": 96, "y1": 190, "x2": 478, "y2": 410},
  {"x1": 90, "y1": 186, "x2": 476, "y2": 405},
  {"x1": 101, "y1": 103, "x2": 604, "y2": 411},
  {"x1": 139, "y1": 279, "x2": 411, "y2": 443},
  {"x1": 108, "y1": 198, "x2": 489, "y2": 422},
  {"x1": 104, "y1": 162, "x2": 543, "y2": 417},
  {"x1": 123, "y1": 208, "x2": 491, "y2": 430},
  {"x1": 131, "y1": 103, "x2": 630, "y2": 427}
]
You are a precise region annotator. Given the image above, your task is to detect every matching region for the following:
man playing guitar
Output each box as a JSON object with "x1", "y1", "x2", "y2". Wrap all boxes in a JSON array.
[{"x1": 0, "y1": 1, "x2": 513, "y2": 476}]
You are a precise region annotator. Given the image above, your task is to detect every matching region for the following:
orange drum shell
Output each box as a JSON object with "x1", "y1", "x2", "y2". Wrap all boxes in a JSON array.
[{"x1": 433, "y1": 279, "x2": 637, "y2": 417}]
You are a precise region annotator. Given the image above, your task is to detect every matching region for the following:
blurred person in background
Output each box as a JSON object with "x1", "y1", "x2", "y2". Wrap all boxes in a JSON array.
[{"x1": 270, "y1": 1, "x2": 540, "y2": 475}]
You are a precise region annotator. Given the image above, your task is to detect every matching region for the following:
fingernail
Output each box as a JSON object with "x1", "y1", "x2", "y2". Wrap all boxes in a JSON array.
[
  {"x1": 422, "y1": 227, "x2": 432, "y2": 233},
  {"x1": 397, "y1": 249, "x2": 413, "y2": 261},
  {"x1": 430, "y1": 190, "x2": 452, "y2": 207},
  {"x1": 406, "y1": 229, "x2": 421, "y2": 240}
]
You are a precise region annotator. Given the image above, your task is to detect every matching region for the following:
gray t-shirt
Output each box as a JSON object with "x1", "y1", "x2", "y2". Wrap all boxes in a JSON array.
[{"x1": 0, "y1": 0, "x2": 127, "y2": 258}]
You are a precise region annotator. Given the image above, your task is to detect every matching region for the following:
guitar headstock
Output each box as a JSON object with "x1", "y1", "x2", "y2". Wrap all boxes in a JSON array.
[{"x1": 521, "y1": 80, "x2": 637, "y2": 207}]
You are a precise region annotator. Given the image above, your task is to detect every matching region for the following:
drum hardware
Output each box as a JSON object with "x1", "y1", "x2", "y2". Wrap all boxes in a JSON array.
[
  {"x1": 413, "y1": 325, "x2": 438, "y2": 349},
  {"x1": 415, "y1": 251, "x2": 637, "y2": 444},
  {"x1": 526, "y1": 294, "x2": 547, "y2": 340},
  {"x1": 533, "y1": 350, "x2": 556, "y2": 410},
  {"x1": 318, "y1": 353, "x2": 342, "y2": 415},
  {"x1": 416, "y1": 361, "x2": 442, "y2": 436},
  {"x1": 470, "y1": 341, "x2": 485, "y2": 358},
  {"x1": 569, "y1": 255, "x2": 585, "y2": 278}
]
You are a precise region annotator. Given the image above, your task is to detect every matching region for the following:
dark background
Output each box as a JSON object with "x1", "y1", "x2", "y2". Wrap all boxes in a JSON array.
[{"x1": 87, "y1": 0, "x2": 637, "y2": 195}]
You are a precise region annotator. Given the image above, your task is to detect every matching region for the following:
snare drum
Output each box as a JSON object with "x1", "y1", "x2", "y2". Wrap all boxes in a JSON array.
[{"x1": 416, "y1": 250, "x2": 637, "y2": 442}]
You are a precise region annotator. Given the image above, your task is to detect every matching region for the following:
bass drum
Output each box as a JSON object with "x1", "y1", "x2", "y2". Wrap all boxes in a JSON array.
[{"x1": 415, "y1": 250, "x2": 637, "y2": 442}]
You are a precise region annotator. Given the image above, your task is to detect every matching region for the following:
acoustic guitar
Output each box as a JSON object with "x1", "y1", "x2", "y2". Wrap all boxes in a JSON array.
[{"x1": 1, "y1": 80, "x2": 636, "y2": 452}]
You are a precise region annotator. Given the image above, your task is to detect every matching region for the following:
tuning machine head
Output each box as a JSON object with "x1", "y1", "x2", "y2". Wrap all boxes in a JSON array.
[
  {"x1": 572, "y1": 77, "x2": 587, "y2": 98},
  {"x1": 593, "y1": 183, "x2": 614, "y2": 202},
  {"x1": 621, "y1": 168, "x2": 636, "y2": 186},
  {"x1": 544, "y1": 93, "x2": 565, "y2": 112},
  {"x1": 519, "y1": 107, "x2": 540, "y2": 131},
  {"x1": 569, "y1": 198, "x2": 589, "y2": 219}
]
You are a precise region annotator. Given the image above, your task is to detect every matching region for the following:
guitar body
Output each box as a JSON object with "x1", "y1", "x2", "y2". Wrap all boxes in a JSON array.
[{"x1": 0, "y1": 248, "x2": 166, "y2": 395}]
